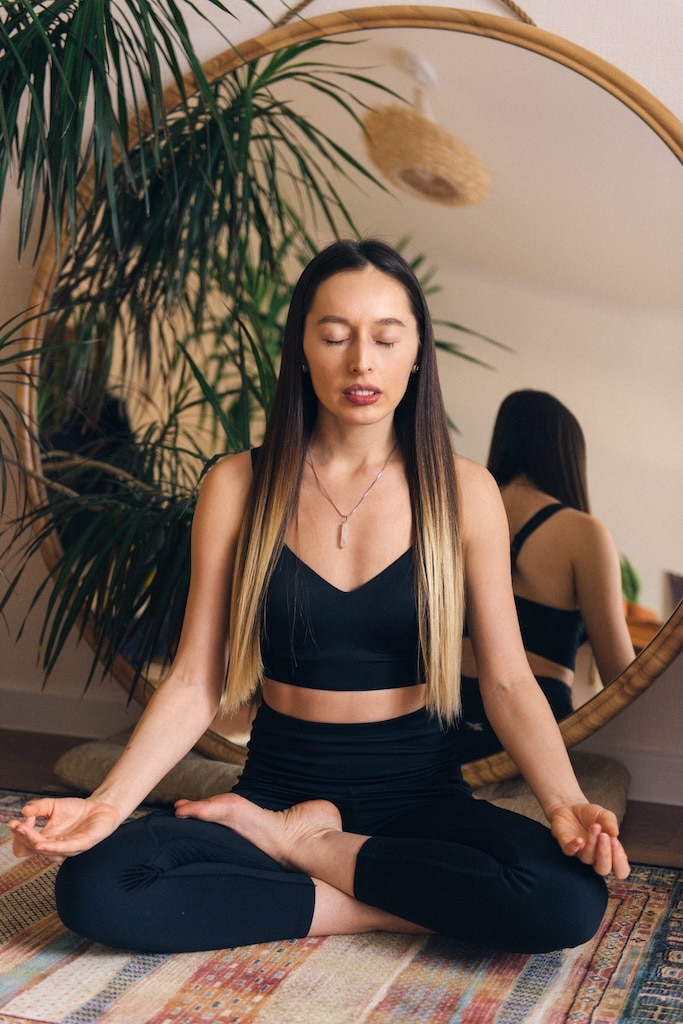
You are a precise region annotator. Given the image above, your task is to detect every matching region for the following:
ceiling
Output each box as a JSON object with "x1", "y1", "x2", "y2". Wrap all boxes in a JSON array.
[{"x1": 268, "y1": 25, "x2": 682, "y2": 308}]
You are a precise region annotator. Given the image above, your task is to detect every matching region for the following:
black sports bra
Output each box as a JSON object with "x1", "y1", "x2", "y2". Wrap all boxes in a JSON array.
[
  {"x1": 510, "y1": 504, "x2": 587, "y2": 670},
  {"x1": 249, "y1": 445, "x2": 422, "y2": 690},
  {"x1": 261, "y1": 545, "x2": 423, "y2": 690}
]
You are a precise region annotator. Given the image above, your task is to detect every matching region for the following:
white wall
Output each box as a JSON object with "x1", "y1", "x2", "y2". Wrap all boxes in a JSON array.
[{"x1": 1, "y1": 0, "x2": 681, "y2": 799}]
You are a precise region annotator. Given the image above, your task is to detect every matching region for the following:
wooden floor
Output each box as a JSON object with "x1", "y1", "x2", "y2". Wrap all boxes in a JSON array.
[
  {"x1": 0, "y1": 728, "x2": 79, "y2": 796},
  {"x1": 1, "y1": 727, "x2": 682, "y2": 868}
]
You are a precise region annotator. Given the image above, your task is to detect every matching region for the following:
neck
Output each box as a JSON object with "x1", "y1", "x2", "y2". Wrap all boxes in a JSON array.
[
  {"x1": 305, "y1": 433, "x2": 399, "y2": 549},
  {"x1": 308, "y1": 420, "x2": 398, "y2": 466},
  {"x1": 502, "y1": 475, "x2": 539, "y2": 494}
]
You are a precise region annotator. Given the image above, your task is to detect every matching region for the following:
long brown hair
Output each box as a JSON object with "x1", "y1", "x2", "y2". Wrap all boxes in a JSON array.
[
  {"x1": 487, "y1": 389, "x2": 590, "y2": 512},
  {"x1": 223, "y1": 239, "x2": 464, "y2": 720}
]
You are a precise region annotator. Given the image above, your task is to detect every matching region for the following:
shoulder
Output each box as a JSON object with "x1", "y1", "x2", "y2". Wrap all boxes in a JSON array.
[
  {"x1": 198, "y1": 450, "x2": 253, "y2": 494},
  {"x1": 528, "y1": 505, "x2": 621, "y2": 580},
  {"x1": 553, "y1": 505, "x2": 615, "y2": 548},
  {"x1": 453, "y1": 455, "x2": 507, "y2": 538},
  {"x1": 193, "y1": 451, "x2": 255, "y2": 529},
  {"x1": 454, "y1": 454, "x2": 501, "y2": 506},
  {"x1": 562, "y1": 508, "x2": 620, "y2": 562}
]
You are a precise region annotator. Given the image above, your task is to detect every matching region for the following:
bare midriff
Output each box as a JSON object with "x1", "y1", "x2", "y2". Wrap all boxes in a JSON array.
[
  {"x1": 460, "y1": 637, "x2": 573, "y2": 687},
  {"x1": 261, "y1": 678, "x2": 428, "y2": 723}
]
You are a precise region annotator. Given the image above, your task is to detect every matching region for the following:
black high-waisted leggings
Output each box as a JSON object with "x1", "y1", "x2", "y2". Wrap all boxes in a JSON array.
[{"x1": 55, "y1": 703, "x2": 607, "y2": 954}]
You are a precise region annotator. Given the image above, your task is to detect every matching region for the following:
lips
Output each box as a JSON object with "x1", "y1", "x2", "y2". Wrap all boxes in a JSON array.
[{"x1": 344, "y1": 385, "x2": 381, "y2": 405}]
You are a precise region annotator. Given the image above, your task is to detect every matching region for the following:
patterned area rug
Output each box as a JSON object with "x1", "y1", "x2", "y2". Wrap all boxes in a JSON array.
[{"x1": 1, "y1": 790, "x2": 681, "y2": 1024}]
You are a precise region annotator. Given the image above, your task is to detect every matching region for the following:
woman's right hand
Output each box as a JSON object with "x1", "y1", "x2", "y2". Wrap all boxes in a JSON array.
[{"x1": 8, "y1": 796, "x2": 123, "y2": 862}]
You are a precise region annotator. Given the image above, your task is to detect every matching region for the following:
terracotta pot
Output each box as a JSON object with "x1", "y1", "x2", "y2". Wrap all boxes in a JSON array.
[{"x1": 624, "y1": 601, "x2": 661, "y2": 625}]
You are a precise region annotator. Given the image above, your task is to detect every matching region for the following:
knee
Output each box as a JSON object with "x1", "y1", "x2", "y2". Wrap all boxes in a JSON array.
[
  {"x1": 54, "y1": 855, "x2": 92, "y2": 937},
  {"x1": 55, "y1": 843, "x2": 154, "y2": 947},
  {"x1": 55, "y1": 851, "x2": 113, "y2": 940},
  {"x1": 529, "y1": 867, "x2": 608, "y2": 952},
  {"x1": 562, "y1": 870, "x2": 609, "y2": 947}
]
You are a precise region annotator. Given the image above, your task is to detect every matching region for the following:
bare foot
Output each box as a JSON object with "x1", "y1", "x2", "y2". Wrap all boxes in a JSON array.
[{"x1": 175, "y1": 794, "x2": 343, "y2": 872}]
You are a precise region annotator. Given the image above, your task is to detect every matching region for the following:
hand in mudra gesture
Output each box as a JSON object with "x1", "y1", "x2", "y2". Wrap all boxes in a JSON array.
[
  {"x1": 550, "y1": 803, "x2": 630, "y2": 879},
  {"x1": 8, "y1": 796, "x2": 122, "y2": 862}
]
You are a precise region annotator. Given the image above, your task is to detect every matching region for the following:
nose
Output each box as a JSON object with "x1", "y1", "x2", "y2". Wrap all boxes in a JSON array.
[{"x1": 349, "y1": 336, "x2": 373, "y2": 374}]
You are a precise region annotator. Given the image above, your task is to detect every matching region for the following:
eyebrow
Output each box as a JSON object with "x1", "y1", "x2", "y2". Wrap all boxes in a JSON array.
[{"x1": 315, "y1": 315, "x2": 407, "y2": 327}]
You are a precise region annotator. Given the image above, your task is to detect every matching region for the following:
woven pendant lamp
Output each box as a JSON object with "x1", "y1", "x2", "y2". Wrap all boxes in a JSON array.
[{"x1": 362, "y1": 54, "x2": 490, "y2": 208}]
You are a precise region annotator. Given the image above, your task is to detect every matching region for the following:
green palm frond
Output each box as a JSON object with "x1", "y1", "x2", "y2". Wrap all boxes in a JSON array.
[
  {"x1": 0, "y1": 319, "x2": 45, "y2": 513},
  {"x1": 0, "y1": 0, "x2": 252, "y2": 257},
  {"x1": 2, "y1": 425, "x2": 197, "y2": 689},
  {"x1": 28, "y1": 40, "x2": 398, "y2": 418}
]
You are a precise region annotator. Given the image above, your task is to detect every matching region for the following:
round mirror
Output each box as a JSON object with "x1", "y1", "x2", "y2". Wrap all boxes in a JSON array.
[{"x1": 20, "y1": 7, "x2": 682, "y2": 786}]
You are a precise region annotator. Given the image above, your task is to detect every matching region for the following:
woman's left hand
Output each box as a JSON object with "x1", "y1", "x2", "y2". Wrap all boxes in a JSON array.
[{"x1": 550, "y1": 804, "x2": 631, "y2": 879}]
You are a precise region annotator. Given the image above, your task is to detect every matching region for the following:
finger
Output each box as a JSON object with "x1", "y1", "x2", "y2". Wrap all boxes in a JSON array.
[
  {"x1": 592, "y1": 832, "x2": 613, "y2": 876},
  {"x1": 558, "y1": 832, "x2": 584, "y2": 856},
  {"x1": 9, "y1": 819, "x2": 49, "y2": 858},
  {"x1": 550, "y1": 817, "x2": 583, "y2": 855},
  {"x1": 9, "y1": 815, "x2": 67, "y2": 848},
  {"x1": 10, "y1": 822, "x2": 90, "y2": 857},
  {"x1": 27, "y1": 838, "x2": 88, "y2": 857},
  {"x1": 12, "y1": 836, "x2": 65, "y2": 864},
  {"x1": 592, "y1": 808, "x2": 619, "y2": 839},
  {"x1": 611, "y1": 839, "x2": 631, "y2": 880},
  {"x1": 21, "y1": 800, "x2": 53, "y2": 820},
  {"x1": 8, "y1": 820, "x2": 42, "y2": 845},
  {"x1": 9, "y1": 814, "x2": 36, "y2": 829},
  {"x1": 11, "y1": 833, "x2": 35, "y2": 858},
  {"x1": 576, "y1": 823, "x2": 601, "y2": 865}
]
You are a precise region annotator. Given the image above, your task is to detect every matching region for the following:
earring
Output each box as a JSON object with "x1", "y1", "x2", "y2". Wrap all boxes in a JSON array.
[
  {"x1": 411, "y1": 363, "x2": 420, "y2": 374},
  {"x1": 302, "y1": 363, "x2": 309, "y2": 373}
]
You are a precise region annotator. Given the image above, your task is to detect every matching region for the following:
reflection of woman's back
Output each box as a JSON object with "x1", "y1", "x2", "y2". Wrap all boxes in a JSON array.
[{"x1": 457, "y1": 390, "x2": 635, "y2": 762}]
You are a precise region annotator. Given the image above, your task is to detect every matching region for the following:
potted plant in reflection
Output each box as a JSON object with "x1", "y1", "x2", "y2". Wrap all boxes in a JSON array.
[
  {"x1": 0, "y1": 2, "x2": 504, "y2": 702},
  {"x1": 620, "y1": 555, "x2": 661, "y2": 654}
]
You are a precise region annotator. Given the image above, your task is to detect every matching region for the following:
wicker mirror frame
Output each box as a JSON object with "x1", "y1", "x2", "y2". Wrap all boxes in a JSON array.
[{"x1": 19, "y1": 6, "x2": 683, "y2": 787}]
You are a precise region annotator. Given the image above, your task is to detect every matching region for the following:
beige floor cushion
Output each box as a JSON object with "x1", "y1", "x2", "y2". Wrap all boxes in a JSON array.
[
  {"x1": 54, "y1": 730, "x2": 243, "y2": 806},
  {"x1": 473, "y1": 751, "x2": 631, "y2": 824},
  {"x1": 55, "y1": 734, "x2": 630, "y2": 822}
]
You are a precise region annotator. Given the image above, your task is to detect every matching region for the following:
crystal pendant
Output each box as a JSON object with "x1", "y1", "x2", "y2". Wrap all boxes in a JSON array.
[{"x1": 339, "y1": 519, "x2": 349, "y2": 548}]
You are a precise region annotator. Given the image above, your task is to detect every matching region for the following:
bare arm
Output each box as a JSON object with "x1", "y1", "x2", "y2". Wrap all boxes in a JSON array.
[
  {"x1": 10, "y1": 451, "x2": 254, "y2": 856},
  {"x1": 571, "y1": 515, "x2": 636, "y2": 685},
  {"x1": 458, "y1": 458, "x2": 630, "y2": 877}
]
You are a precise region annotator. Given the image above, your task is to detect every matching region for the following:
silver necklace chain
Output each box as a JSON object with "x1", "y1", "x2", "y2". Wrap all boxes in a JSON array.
[{"x1": 307, "y1": 443, "x2": 398, "y2": 549}]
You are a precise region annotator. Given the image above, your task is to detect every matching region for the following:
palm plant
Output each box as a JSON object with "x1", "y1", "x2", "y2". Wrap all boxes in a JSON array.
[
  {"x1": 0, "y1": 0, "x2": 246, "y2": 259},
  {"x1": 0, "y1": 3, "x2": 505, "y2": 696},
  {"x1": 0, "y1": 0, "x2": 238, "y2": 504}
]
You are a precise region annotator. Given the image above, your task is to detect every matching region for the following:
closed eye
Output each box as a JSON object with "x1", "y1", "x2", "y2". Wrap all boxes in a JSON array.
[{"x1": 322, "y1": 336, "x2": 397, "y2": 347}]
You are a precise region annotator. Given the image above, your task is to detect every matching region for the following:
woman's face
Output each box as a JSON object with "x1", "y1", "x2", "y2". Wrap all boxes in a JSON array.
[{"x1": 302, "y1": 266, "x2": 421, "y2": 430}]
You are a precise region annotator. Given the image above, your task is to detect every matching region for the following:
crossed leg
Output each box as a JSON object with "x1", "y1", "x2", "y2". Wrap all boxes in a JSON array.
[{"x1": 174, "y1": 793, "x2": 429, "y2": 936}]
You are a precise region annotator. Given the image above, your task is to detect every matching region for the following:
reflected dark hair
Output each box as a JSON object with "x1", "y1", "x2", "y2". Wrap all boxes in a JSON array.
[
  {"x1": 225, "y1": 239, "x2": 464, "y2": 720},
  {"x1": 487, "y1": 389, "x2": 590, "y2": 512}
]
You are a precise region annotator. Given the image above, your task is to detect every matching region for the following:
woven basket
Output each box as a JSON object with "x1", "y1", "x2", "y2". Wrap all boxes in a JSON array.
[{"x1": 363, "y1": 105, "x2": 490, "y2": 207}]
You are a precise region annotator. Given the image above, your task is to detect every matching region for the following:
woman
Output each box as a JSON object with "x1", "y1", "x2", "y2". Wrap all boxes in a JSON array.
[
  {"x1": 10, "y1": 241, "x2": 629, "y2": 956},
  {"x1": 457, "y1": 389, "x2": 636, "y2": 760}
]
